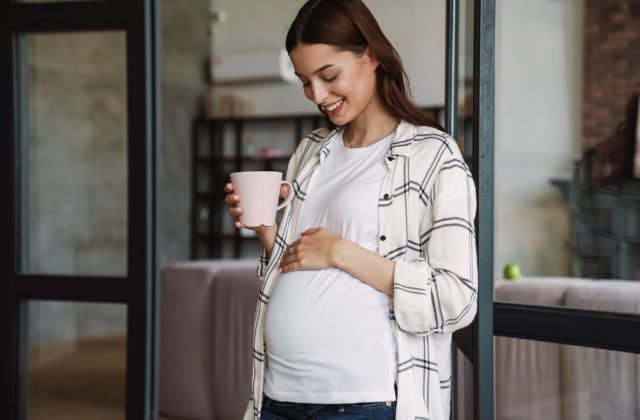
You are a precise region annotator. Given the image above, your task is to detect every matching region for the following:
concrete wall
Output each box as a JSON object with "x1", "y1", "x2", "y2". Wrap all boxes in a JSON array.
[
  {"x1": 26, "y1": 0, "x2": 209, "y2": 344},
  {"x1": 25, "y1": 32, "x2": 128, "y2": 278},
  {"x1": 162, "y1": 0, "x2": 211, "y2": 265}
]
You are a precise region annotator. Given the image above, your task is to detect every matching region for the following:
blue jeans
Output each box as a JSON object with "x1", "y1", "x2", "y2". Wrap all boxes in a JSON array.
[{"x1": 260, "y1": 396, "x2": 396, "y2": 419}]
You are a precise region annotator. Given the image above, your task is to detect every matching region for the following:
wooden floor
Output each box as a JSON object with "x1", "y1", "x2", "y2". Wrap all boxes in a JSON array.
[{"x1": 28, "y1": 334, "x2": 178, "y2": 420}]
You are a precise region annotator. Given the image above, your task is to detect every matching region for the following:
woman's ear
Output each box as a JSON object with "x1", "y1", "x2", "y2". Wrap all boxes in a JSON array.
[{"x1": 360, "y1": 47, "x2": 379, "y2": 69}]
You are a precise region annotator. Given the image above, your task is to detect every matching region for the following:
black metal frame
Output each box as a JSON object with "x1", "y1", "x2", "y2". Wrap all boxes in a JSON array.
[
  {"x1": 445, "y1": 1, "x2": 496, "y2": 418},
  {"x1": 0, "y1": 1, "x2": 161, "y2": 419},
  {"x1": 495, "y1": 303, "x2": 640, "y2": 354},
  {"x1": 444, "y1": 2, "x2": 460, "y2": 419},
  {"x1": 466, "y1": 0, "x2": 640, "y2": 418},
  {"x1": 445, "y1": 0, "x2": 459, "y2": 141},
  {"x1": 471, "y1": 0, "x2": 495, "y2": 418}
]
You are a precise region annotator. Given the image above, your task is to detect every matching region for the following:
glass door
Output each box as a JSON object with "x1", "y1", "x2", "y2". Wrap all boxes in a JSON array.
[
  {"x1": 491, "y1": 0, "x2": 640, "y2": 419},
  {"x1": 0, "y1": 1, "x2": 161, "y2": 419}
]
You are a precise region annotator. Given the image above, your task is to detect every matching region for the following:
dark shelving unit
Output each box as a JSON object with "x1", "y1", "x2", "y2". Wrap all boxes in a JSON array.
[{"x1": 190, "y1": 114, "x2": 326, "y2": 259}]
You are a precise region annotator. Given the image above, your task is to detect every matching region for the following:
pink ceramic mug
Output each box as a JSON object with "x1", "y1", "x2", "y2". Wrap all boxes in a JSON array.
[{"x1": 230, "y1": 171, "x2": 293, "y2": 227}]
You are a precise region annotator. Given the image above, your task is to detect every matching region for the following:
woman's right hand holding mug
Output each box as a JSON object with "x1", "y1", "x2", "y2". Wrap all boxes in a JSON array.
[{"x1": 224, "y1": 182, "x2": 290, "y2": 256}]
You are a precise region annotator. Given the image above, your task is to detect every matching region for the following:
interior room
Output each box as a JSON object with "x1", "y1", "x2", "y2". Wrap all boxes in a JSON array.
[{"x1": 3, "y1": 0, "x2": 639, "y2": 419}]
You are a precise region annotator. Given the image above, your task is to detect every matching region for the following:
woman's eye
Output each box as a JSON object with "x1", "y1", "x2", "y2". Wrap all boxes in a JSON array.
[{"x1": 324, "y1": 74, "x2": 338, "y2": 82}]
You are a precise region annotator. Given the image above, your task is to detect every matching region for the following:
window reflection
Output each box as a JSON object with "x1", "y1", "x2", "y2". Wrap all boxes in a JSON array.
[{"x1": 494, "y1": 0, "x2": 640, "y2": 301}]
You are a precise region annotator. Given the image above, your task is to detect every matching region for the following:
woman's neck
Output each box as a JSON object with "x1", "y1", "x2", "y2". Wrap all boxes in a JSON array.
[{"x1": 343, "y1": 102, "x2": 399, "y2": 148}]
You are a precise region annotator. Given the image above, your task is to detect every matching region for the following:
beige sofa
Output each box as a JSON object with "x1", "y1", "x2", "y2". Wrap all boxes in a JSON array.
[
  {"x1": 159, "y1": 261, "x2": 640, "y2": 420},
  {"x1": 494, "y1": 277, "x2": 640, "y2": 420},
  {"x1": 159, "y1": 260, "x2": 260, "y2": 420}
]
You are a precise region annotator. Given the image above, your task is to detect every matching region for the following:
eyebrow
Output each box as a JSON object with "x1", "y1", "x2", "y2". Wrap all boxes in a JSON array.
[{"x1": 295, "y1": 64, "x2": 335, "y2": 78}]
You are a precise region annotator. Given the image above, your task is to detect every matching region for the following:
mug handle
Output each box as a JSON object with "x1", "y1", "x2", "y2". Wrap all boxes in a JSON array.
[{"x1": 276, "y1": 181, "x2": 294, "y2": 211}]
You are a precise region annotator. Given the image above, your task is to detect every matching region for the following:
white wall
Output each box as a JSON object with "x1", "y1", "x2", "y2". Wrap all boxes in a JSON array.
[
  {"x1": 210, "y1": 0, "x2": 446, "y2": 115},
  {"x1": 494, "y1": 0, "x2": 583, "y2": 276}
]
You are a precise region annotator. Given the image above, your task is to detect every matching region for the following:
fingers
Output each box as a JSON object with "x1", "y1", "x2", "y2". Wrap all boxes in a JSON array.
[
  {"x1": 279, "y1": 243, "x2": 299, "y2": 268},
  {"x1": 279, "y1": 261, "x2": 300, "y2": 273},
  {"x1": 224, "y1": 183, "x2": 244, "y2": 229},
  {"x1": 279, "y1": 184, "x2": 290, "y2": 198},
  {"x1": 227, "y1": 205, "x2": 243, "y2": 217},
  {"x1": 224, "y1": 183, "x2": 241, "y2": 207},
  {"x1": 224, "y1": 193, "x2": 241, "y2": 205},
  {"x1": 279, "y1": 252, "x2": 300, "y2": 273},
  {"x1": 285, "y1": 239, "x2": 301, "y2": 252}
]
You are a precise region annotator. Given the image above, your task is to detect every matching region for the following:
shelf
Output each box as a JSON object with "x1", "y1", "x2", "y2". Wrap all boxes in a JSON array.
[
  {"x1": 195, "y1": 156, "x2": 290, "y2": 164},
  {"x1": 194, "y1": 106, "x2": 441, "y2": 124},
  {"x1": 195, "y1": 113, "x2": 325, "y2": 124},
  {"x1": 195, "y1": 232, "x2": 258, "y2": 240},
  {"x1": 195, "y1": 191, "x2": 222, "y2": 199}
]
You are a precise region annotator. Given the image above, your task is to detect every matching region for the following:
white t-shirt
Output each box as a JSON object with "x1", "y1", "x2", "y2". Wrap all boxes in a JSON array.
[{"x1": 263, "y1": 128, "x2": 398, "y2": 404}]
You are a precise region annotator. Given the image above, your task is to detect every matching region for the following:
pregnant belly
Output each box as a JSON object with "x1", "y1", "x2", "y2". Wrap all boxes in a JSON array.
[{"x1": 264, "y1": 268, "x2": 393, "y2": 359}]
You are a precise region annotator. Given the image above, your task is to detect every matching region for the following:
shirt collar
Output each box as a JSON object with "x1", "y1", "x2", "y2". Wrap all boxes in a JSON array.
[
  {"x1": 317, "y1": 127, "x2": 340, "y2": 163},
  {"x1": 316, "y1": 120, "x2": 416, "y2": 159},
  {"x1": 387, "y1": 120, "x2": 416, "y2": 157}
]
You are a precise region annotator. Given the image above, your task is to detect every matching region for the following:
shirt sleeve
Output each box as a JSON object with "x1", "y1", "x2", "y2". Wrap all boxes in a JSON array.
[{"x1": 392, "y1": 148, "x2": 478, "y2": 335}]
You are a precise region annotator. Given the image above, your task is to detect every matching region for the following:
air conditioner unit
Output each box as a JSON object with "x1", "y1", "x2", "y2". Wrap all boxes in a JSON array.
[{"x1": 211, "y1": 48, "x2": 297, "y2": 84}]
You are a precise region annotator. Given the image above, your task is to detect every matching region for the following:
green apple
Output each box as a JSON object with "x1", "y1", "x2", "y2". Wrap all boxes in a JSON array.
[{"x1": 503, "y1": 263, "x2": 521, "y2": 280}]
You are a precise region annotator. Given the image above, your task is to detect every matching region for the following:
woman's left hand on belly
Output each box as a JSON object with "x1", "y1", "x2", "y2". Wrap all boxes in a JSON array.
[{"x1": 279, "y1": 227, "x2": 343, "y2": 273}]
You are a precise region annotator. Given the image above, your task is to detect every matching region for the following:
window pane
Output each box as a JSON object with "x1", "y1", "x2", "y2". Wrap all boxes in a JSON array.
[
  {"x1": 495, "y1": 338, "x2": 640, "y2": 420},
  {"x1": 494, "y1": 0, "x2": 640, "y2": 308},
  {"x1": 26, "y1": 301, "x2": 126, "y2": 419},
  {"x1": 20, "y1": 32, "x2": 127, "y2": 276}
]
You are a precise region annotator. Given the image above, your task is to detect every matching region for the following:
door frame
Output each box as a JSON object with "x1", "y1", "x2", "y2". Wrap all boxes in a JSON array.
[
  {"x1": 0, "y1": 1, "x2": 161, "y2": 418},
  {"x1": 444, "y1": 1, "x2": 495, "y2": 419}
]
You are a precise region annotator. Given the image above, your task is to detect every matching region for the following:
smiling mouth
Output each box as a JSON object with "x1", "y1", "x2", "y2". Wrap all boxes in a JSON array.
[{"x1": 321, "y1": 98, "x2": 345, "y2": 112}]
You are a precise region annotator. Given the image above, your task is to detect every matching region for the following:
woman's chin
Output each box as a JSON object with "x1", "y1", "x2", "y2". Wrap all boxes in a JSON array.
[{"x1": 327, "y1": 112, "x2": 350, "y2": 126}]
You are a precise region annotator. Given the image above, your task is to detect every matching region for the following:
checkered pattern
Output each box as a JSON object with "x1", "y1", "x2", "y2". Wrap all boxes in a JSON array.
[{"x1": 244, "y1": 120, "x2": 478, "y2": 420}]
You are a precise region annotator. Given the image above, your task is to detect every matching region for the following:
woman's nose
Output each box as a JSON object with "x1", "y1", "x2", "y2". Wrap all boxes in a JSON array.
[{"x1": 311, "y1": 83, "x2": 328, "y2": 105}]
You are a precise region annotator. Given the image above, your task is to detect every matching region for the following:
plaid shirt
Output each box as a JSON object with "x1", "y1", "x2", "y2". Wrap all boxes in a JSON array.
[{"x1": 244, "y1": 120, "x2": 478, "y2": 420}]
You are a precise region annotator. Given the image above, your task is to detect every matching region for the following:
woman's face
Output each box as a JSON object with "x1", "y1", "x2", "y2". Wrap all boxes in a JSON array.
[{"x1": 289, "y1": 43, "x2": 380, "y2": 126}]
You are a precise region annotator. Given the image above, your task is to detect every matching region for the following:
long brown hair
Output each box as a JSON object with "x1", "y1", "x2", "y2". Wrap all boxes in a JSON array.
[{"x1": 286, "y1": 0, "x2": 443, "y2": 130}]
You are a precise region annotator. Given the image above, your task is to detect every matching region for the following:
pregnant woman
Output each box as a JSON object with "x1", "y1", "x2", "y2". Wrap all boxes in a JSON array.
[{"x1": 224, "y1": 1, "x2": 478, "y2": 418}]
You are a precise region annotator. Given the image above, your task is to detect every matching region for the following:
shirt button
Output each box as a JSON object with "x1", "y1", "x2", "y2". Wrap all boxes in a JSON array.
[
  {"x1": 380, "y1": 235, "x2": 387, "y2": 241},
  {"x1": 387, "y1": 156, "x2": 395, "y2": 162},
  {"x1": 383, "y1": 193, "x2": 390, "y2": 200}
]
